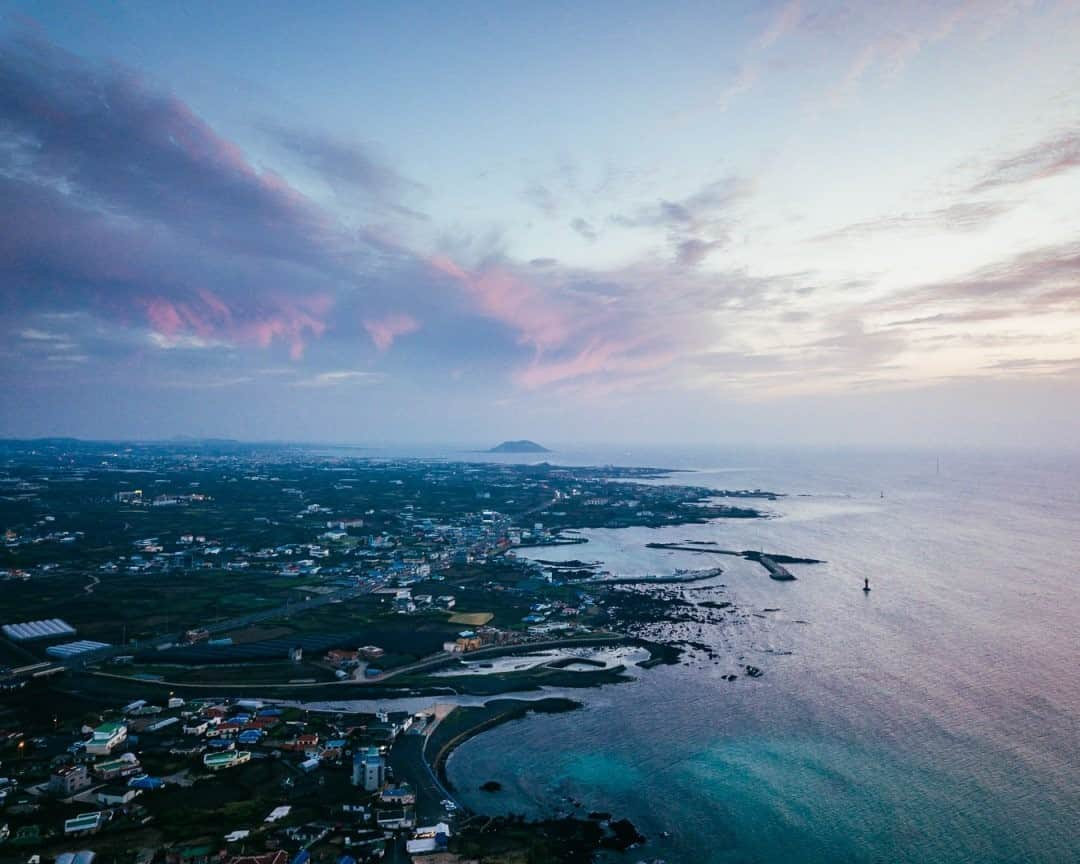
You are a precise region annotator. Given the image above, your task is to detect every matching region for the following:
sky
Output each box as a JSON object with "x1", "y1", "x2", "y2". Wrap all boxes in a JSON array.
[{"x1": 2, "y1": 0, "x2": 1080, "y2": 447}]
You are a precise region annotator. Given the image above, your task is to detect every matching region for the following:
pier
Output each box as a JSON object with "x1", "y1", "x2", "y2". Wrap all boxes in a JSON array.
[{"x1": 758, "y1": 554, "x2": 796, "y2": 581}]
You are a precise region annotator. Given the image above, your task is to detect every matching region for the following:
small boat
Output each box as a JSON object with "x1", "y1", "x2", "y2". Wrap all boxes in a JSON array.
[{"x1": 863, "y1": 577, "x2": 871, "y2": 592}]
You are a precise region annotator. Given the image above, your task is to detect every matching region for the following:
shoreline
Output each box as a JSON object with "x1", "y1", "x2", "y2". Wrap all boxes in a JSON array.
[
  {"x1": 426, "y1": 697, "x2": 582, "y2": 795},
  {"x1": 419, "y1": 639, "x2": 681, "y2": 803},
  {"x1": 421, "y1": 697, "x2": 651, "y2": 860}
]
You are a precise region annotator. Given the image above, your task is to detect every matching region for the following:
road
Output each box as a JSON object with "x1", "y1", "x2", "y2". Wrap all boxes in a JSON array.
[
  {"x1": 511, "y1": 494, "x2": 560, "y2": 525},
  {"x1": 87, "y1": 633, "x2": 629, "y2": 690},
  {"x1": 388, "y1": 732, "x2": 457, "y2": 824}
]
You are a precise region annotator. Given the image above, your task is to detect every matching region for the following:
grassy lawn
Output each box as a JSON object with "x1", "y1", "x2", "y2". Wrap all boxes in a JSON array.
[{"x1": 448, "y1": 611, "x2": 494, "y2": 626}]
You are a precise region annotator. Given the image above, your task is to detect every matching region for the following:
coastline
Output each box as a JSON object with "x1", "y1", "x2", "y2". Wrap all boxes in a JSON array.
[
  {"x1": 421, "y1": 697, "x2": 649, "y2": 861},
  {"x1": 426, "y1": 697, "x2": 582, "y2": 794}
]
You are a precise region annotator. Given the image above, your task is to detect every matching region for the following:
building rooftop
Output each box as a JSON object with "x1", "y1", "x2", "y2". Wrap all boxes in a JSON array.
[
  {"x1": 47, "y1": 640, "x2": 111, "y2": 659},
  {"x1": 94, "y1": 754, "x2": 139, "y2": 772},
  {"x1": 64, "y1": 811, "x2": 106, "y2": 832},
  {"x1": 3, "y1": 618, "x2": 77, "y2": 641},
  {"x1": 204, "y1": 750, "x2": 250, "y2": 766}
]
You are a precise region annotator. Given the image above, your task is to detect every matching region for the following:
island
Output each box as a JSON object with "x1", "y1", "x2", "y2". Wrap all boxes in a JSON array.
[{"x1": 487, "y1": 439, "x2": 551, "y2": 453}]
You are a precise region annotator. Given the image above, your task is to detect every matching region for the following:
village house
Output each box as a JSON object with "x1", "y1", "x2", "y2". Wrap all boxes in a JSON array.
[
  {"x1": 379, "y1": 783, "x2": 416, "y2": 805},
  {"x1": 64, "y1": 811, "x2": 109, "y2": 837},
  {"x1": 93, "y1": 752, "x2": 141, "y2": 781},
  {"x1": 96, "y1": 784, "x2": 141, "y2": 807},
  {"x1": 325, "y1": 648, "x2": 360, "y2": 667},
  {"x1": 49, "y1": 764, "x2": 92, "y2": 797},
  {"x1": 84, "y1": 721, "x2": 127, "y2": 755},
  {"x1": 407, "y1": 822, "x2": 452, "y2": 856}
]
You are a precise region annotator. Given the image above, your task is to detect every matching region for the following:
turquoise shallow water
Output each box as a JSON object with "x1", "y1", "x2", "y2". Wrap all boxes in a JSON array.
[{"x1": 441, "y1": 447, "x2": 1080, "y2": 863}]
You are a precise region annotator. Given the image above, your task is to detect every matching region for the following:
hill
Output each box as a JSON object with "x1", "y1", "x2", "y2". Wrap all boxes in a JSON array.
[{"x1": 487, "y1": 440, "x2": 551, "y2": 453}]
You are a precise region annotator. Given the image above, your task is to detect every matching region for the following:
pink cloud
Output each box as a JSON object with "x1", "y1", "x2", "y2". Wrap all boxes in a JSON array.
[
  {"x1": 144, "y1": 298, "x2": 185, "y2": 337},
  {"x1": 430, "y1": 254, "x2": 469, "y2": 282},
  {"x1": 253, "y1": 294, "x2": 333, "y2": 360},
  {"x1": 195, "y1": 288, "x2": 234, "y2": 326},
  {"x1": 430, "y1": 255, "x2": 571, "y2": 352},
  {"x1": 429, "y1": 255, "x2": 694, "y2": 392},
  {"x1": 141, "y1": 291, "x2": 333, "y2": 359},
  {"x1": 364, "y1": 313, "x2": 421, "y2": 351}
]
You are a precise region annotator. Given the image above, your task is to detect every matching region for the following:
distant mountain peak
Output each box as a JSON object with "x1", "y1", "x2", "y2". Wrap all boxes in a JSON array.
[{"x1": 487, "y1": 439, "x2": 551, "y2": 453}]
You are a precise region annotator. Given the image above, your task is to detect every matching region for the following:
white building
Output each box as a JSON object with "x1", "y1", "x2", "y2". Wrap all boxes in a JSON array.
[
  {"x1": 406, "y1": 822, "x2": 451, "y2": 855},
  {"x1": 352, "y1": 747, "x2": 385, "y2": 791},
  {"x1": 85, "y1": 722, "x2": 127, "y2": 756}
]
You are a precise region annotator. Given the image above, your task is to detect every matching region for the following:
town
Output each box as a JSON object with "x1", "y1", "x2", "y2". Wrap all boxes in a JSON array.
[{"x1": 0, "y1": 440, "x2": 776, "y2": 863}]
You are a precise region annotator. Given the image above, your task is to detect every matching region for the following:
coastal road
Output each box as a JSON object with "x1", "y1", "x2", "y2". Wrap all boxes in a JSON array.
[
  {"x1": 512, "y1": 493, "x2": 560, "y2": 525},
  {"x1": 389, "y1": 732, "x2": 458, "y2": 824},
  {"x1": 385, "y1": 834, "x2": 409, "y2": 864},
  {"x1": 86, "y1": 633, "x2": 630, "y2": 690}
]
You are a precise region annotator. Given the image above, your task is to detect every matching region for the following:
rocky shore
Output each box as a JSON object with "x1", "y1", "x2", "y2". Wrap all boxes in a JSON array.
[{"x1": 426, "y1": 699, "x2": 650, "y2": 861}]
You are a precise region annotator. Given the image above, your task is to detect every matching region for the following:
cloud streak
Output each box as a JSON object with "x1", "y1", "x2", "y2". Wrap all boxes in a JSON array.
[
  {"x1": 813, "y1": 200, "x2": 1012, "y2": 243},
  {"x1": 971, "y1": 128, "x2": 1080, "y2": 192},
  {"x1": 824, "y1": 0, "x2": 1037, "y2": 103}
]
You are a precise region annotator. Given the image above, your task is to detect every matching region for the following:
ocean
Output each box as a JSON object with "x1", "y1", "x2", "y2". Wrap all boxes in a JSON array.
[{"x1": 427, "y1": 446, "x2": 1080, "y2": 863}]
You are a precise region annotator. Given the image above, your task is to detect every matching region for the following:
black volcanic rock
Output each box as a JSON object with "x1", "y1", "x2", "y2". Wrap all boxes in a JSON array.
[
  {"x1": 487, "y1": 439, "x2": 551, "y2": 453},
  {"x1": 603, "y1": 818, "x2": 646, "y2": 850}
]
